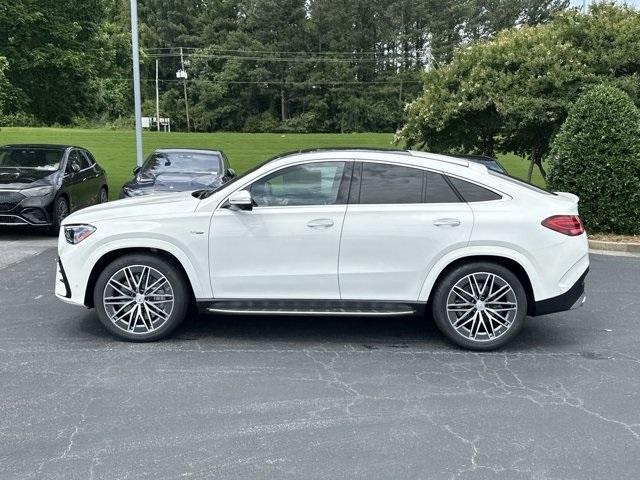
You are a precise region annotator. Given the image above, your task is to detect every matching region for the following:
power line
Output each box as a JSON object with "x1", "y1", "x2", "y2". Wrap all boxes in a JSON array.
[
  {"x1": 100, "y1": 77, "x2": 422, "y2": 86},
  {"x1": 146, "y1": 52, "x2": 423, "y2": 64}
]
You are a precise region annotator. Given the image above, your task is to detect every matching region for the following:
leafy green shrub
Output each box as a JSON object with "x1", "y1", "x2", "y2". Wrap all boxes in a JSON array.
[{"x1": 547, "y1": 84, "x2": 640, "y2": 234}]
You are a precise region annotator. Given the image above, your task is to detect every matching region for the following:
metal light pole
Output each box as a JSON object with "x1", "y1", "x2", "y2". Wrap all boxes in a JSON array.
[
  {"x1": 155, "y1": 58, "x2": 161, "y2": 132},
  {"x1": 178, "y1": 47, "x2": 191, "y2": 132},
  {"x1": 130, "y1": 0, "x2": 143, "y2": 166}
]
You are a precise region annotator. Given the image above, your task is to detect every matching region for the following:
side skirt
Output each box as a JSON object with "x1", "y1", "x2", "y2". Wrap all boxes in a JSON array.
[{"x1": 197, "y1": 299, "x2": 426, "y2": 317}]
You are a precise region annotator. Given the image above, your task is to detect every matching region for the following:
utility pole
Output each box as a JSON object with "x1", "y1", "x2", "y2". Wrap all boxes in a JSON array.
[
  {"x1": 129, "y1": 0, "x2": 143, "y2": 166},
  {"x1": 178, "y1": 47, "x2": 191, "y2": 132},
  {"x1": 155, "y1": 58, "x2": 160, "y2": 132}
]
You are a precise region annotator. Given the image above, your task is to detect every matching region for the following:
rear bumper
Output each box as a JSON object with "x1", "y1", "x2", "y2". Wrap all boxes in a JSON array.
[{"x1": 530, "y1": 267, "x2": 588, "y2": 316}]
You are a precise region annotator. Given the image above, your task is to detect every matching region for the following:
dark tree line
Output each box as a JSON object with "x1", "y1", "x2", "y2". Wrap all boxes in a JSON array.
[{"x1": 0, "y1": 0, "x2": 568, "y2": 132}]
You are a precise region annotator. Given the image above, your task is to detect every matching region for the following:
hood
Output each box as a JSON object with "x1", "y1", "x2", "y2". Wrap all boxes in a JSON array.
[
  {"x1": 135, "y1": 172, "x2": 223, "y2": 193},
  {"x1": 0, "y1": 169, "x2": 56, "y2": 189},
  {"x1": 62, "y1": 191, "x2": 200, "y2": 225}
]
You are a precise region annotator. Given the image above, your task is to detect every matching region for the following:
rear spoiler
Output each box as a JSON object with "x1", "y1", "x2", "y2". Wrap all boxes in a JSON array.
[{"x1": 554, "y1": 191, "x2": 579, "y2": 204}]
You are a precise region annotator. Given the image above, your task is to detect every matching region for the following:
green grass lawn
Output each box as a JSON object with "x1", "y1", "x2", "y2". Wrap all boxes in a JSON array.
[{"x1": 0, "y1": 127, "x2": 545, "y2": 198}]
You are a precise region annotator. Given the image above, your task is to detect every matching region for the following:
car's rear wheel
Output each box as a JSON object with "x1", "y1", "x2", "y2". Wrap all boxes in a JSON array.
[
  {"x1": 431, "y1": 262, "x2": 527, "y2": 350},
  {"x1": 93, "y1": 254, "x2": 190, "y2": 341}
]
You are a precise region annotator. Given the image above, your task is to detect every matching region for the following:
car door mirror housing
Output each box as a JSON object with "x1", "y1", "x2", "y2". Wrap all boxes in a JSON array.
[
  {"x1": 226, "y1": 168, "x2": 237, "y2": 178},
  {"x1": 133, "y1": 166, "x2": 141, "y2": 175},
  {"x1": 71, "y1": 162, "x2": 81, "y2": 173},
  {"x1": 227, "y1": 190, "x2": 253, "y2": 210}
]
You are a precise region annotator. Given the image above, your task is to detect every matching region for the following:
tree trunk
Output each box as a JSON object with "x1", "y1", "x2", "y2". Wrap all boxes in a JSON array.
[
  {"x1": 526, "y1": 155, "x2": 535, "y2": 182},
  {"x1": 537, "y1": 160, "x2": 547, "y2": 181}
]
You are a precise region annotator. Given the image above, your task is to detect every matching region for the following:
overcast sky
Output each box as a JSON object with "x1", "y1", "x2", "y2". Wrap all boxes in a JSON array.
[{"x1": 570, "y1": 0, "x2": 638, "y2": 7}]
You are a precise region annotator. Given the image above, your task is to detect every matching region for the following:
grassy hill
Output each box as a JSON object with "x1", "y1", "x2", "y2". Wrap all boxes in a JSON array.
[{"x1": 0, "y1": 127, "x2": 545, "y2": 198}]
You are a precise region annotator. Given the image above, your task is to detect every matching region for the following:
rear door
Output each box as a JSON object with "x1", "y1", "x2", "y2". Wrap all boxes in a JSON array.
[{"x1": 338, "y1": 162, "x2": 474, "y2": 301}]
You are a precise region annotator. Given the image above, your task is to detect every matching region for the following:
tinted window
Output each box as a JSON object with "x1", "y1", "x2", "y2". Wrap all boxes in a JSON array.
[
  {"x1": 448, "y1": 177, "x2": 502, "y2": 202},
  {"x1": 78, "y1": 150, "x2": 93, "y2": 169},
  {"x1": 66, "y1": 150, "x2": 82, "y2": 174},
  {"x1": 426, "y1": 172, "x2": 461, "y2": 203},
  {"x1": 250, "y1": 161, "x2": 346, "y2": 206},
  {"x1": 359, "y1": 163, "x2": 424, "y2": 204}
]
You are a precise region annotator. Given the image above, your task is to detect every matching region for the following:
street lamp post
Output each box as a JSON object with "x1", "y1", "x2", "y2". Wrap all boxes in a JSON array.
[{"x1": 129, "y1": 0, "x2": 143, "y2": 167}]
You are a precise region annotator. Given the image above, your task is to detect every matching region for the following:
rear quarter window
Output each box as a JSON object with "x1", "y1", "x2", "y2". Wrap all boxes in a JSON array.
[{"x1": 447, "y1": 177, "x2": 502, "y2": 202}]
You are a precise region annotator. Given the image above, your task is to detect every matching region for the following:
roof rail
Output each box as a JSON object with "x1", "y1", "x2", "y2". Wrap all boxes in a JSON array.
[{"x1": 266, "y1": 147, "x2": 410, "y2": 162}]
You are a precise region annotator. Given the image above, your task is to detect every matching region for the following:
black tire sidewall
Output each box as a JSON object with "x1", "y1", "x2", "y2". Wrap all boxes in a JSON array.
[
  {"x1": 93, "y1": 253, "x2": 190, "y2": 342},
  {"x1": 432, "y1": 262, "x2": 527, "y2": 351},
  {"x1": 49, "y1": 196, "x2": 69, "y2": 235}
]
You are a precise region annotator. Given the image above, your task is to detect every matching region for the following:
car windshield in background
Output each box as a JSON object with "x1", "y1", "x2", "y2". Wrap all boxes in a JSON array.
[
  {"x1": 142, "y1": 152, "x2": 222, "y2": 176},
  {"x1": 0, "y1": 147, "x2": 64, "y2": 171}
]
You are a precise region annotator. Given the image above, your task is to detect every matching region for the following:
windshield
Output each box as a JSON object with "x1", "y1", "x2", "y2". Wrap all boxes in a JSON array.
[
  {"x1": 141, "y1": 151, "x2": 222, "y2": 177},
  {"x1": 0, "y1": 147, "x2": 64, "y2": 171},
  {"x1": 193, "y1": 156, "x2": 273, "y2": 199}
]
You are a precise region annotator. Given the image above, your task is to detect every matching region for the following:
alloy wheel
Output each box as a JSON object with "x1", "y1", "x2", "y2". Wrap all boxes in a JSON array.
[
  {"x1": 102, "y1": 265, "x2": 175, "y2": 335},
  {"x1": 446, "y1": 272, "x2": 518, "y2": 342}
]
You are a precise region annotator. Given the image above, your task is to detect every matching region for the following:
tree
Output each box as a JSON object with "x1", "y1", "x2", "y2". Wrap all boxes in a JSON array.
[
  {"x1": 0, "y1": 0, "x2": 111, "y2": 124},
  {"x1": 546, "y1": 84, "x2": 640, "y2": 234},
  {"x1": 399, "y1": 4, "x2": 640, "y2": 181}
]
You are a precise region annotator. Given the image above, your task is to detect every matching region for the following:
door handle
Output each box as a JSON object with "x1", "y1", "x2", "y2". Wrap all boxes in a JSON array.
[
  {"x1": 307, "y1": 218, "x2": 334, "y2": 229},
  {"x1": 433, "y1": 218, "x2": 461, "y2": 227}
]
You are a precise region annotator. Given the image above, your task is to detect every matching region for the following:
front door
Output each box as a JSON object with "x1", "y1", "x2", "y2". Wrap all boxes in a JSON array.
[
  {"x1": 210, "y1": 161, "x2": 351, "y2": 299},
  {"x1": 339, "y1": 162, "x2": 474, "y2": 301}
]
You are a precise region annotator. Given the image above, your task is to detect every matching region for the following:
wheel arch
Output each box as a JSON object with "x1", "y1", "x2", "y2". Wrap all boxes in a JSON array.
[
  {"x1": 83, "y1": 247, "x2": 195, "y2": 308},
  {"x1": 421, "y1": 253, "x2": 537, "y2": 315}
]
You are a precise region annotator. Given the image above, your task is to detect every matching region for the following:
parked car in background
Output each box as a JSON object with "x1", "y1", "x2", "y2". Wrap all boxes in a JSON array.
[
  {"x1": 0, "y1": 144, "x2": 108, "y2": 231},
  {"x1": 456, "y1": 154, "x2": 508, "y2": 174},
  {"x1": 56, "y1": 148, "x2": 589, "y2": 350},
  {"x1": 120, "y1": 148, "x2": 235, "y2": 198}
]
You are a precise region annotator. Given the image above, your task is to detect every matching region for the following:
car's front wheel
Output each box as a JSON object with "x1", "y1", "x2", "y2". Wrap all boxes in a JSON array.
[
  {"x1": 431, "y1": 262, "x2": 527, "y2": 350},
  {"x1": 93, "y1": 253, "x2": 190, "y2": 341}
]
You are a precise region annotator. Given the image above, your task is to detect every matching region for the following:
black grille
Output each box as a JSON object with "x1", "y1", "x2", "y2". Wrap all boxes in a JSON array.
[{"x1": 0, "y1": 191, "x2": 25, "y2": 211}]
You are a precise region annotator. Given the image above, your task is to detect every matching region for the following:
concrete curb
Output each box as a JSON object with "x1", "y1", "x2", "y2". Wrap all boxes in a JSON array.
[{"x1": 589, "y1": 239, "x2": 640, "y2": 254}]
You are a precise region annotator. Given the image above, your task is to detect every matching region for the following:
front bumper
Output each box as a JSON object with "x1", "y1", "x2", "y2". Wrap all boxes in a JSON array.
[
  {"x1": 531, "y1": 268, "x2": 589, "y2": 316},
  {"x1": 55, "y1": 257, "x2": 72, "y2": 299},
  {"x1": 0, "y1": 192, "x2": 55, "y2": 226}
]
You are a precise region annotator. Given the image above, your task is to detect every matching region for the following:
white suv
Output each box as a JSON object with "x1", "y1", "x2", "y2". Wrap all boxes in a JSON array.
[{"x1": 55, "y1": 149, "x2": 589, "y2": 350}]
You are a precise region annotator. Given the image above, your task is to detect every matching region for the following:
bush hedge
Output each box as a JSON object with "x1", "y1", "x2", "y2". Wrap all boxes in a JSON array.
[{"x1": 547, "y1": 84, "x2": 640, "y2": 234}]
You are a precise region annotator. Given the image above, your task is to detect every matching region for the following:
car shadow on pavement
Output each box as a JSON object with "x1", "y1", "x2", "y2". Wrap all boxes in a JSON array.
[
  {"x1": 74, "y1": 309, "x2": 590, "y2": 352},
  {"x1": 0, "y1": 225, "x2": 54, "y2": 240}
]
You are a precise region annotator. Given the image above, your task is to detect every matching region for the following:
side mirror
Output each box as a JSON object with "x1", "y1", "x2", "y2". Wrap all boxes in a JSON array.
[
  {"x1": 227, "y1": 190, "x2": 253, "y2": 211},
  {"x1": 71, "y1": 162, "x2": 81, "y2": 173},
  {"x1": 226, "y1": 168, "x2": 237, "y2": 178},
  {"x1": 133, "y1": 166, "x2": 141, "y2": 175}
]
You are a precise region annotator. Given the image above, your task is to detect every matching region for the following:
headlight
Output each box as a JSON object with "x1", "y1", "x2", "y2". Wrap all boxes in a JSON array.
[
  {"x1": 21, "y1": 186, "x2": 54, "y2": 197},
  {"x1": 123, "y1": 186, "x2": 150, "y2": 197},
  {"x1": 64, "y1": 224, "x2": 96, "y2": 244}
]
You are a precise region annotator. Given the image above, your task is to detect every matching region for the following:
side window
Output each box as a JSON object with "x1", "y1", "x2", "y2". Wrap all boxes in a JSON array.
[
  {"x1": 250, "y1": 161, "x2": 347, "y2": 207},
  {"x1": 425, "y1": 172, "x2": 461, "y2": 203},
  {"x1": 66, "y1": 150, "x2": 81, "y2": 174},
  {"x1": 78, "y1": 150, "x2": 92, "y2": 169},
  {"x1": 447, "y1": 176, "x2": 502, "y2": 202},
  {"x1": 81, "y1": 150, "x2": 96, "y2": 167},
  {"x1": 359, "y1": 162, "x2": 424, "y2": 204}
]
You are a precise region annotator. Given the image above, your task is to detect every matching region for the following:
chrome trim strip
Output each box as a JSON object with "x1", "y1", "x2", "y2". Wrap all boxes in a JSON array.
[{"x1": 207, "y1": 308, "x2": 415, "y2": 316}]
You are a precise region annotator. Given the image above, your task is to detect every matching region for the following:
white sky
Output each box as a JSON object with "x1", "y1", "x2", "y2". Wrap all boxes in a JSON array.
[{"x1": 570, "y1": 0, "x2": 638, "y2": 7}]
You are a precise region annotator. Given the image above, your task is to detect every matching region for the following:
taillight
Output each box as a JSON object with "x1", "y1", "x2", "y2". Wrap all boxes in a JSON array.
[{"x1": 541, "y1": 215, "x2": 584, "y2": 236}]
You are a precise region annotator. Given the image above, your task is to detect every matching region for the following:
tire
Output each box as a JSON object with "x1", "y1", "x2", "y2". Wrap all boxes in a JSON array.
[
  {"x1": 49, "y1": 196, "x2": 69, "y2": 235},
  {"x1": 98, "y1": 187, "x2": 108, "y2": 204},
  {"x1": 93, "y1": 253, "x2": 190, "y2": 342},
  {"x1": 431, "y1": 262, "x2": 527, "y2": 351}
]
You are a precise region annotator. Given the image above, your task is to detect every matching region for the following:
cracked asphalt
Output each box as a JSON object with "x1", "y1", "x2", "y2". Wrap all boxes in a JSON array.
[{"x1": 1, "y1": 237, "x2": 639, "y2": 479}]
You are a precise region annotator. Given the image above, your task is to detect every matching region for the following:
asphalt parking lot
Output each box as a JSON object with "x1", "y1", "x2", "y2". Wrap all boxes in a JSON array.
[{"x1": 1, "y1": 232, "x2": 639, "y2": 480}]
